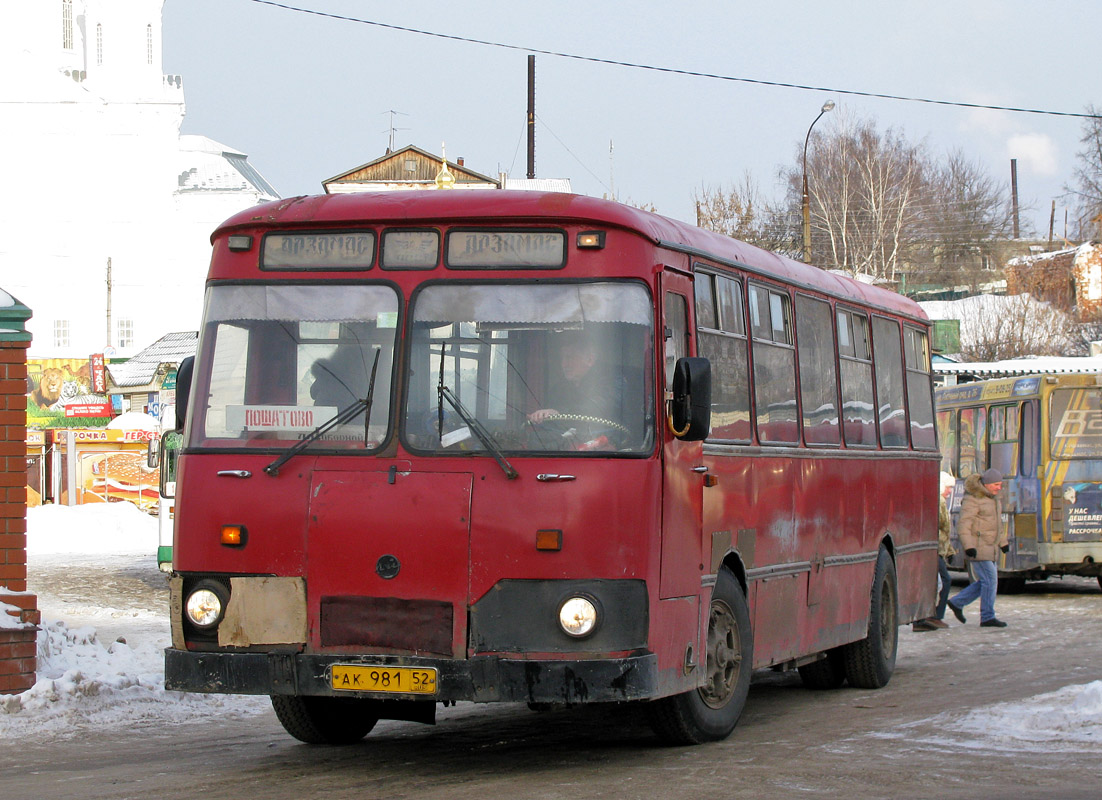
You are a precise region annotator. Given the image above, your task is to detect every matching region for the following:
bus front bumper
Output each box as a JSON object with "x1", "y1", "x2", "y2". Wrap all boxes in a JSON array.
[{"x1": 164, "y1": 648, "x2": 659, "y2": 704}]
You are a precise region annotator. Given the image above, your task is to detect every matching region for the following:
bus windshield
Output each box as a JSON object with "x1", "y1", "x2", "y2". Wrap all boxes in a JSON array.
[
  {"x1": 403, "y1": 281, "x2": 655, "y2": 455},
  {"x1": 1050, "y1": 387, "x2": 1102, "y2": 459},
  {"x1": 191, "y1": 283, "x2": 399, "y2": 451}
]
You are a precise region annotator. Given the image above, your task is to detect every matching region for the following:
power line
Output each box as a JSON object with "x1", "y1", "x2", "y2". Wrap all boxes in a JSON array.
[{"x1": 248, "y1": 0, "x2": 1100, "y2": 120}]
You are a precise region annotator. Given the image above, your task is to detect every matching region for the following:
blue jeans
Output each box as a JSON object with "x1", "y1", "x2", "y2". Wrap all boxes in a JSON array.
[
  {"x1": 934, "y1": 556, "x2": 951, "y2": 620},
  {"x1": 951, "y1": 560, "x2": 998, "y2": 622}
]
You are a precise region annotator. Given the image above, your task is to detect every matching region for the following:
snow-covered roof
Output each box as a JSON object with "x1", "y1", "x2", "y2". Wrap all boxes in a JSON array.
[
  {"x1": 503, "y1": 178, "x2": 573, "y2": 193},
  {"x1": 106, "y1": 331, "x2": 197, "y2": 389},
  {"x1": 934, "y1": 356, "x2": 1102, "y2": 378},
  {"x1": 176, "y1": 135, "x2": 279, "y2": 199}
]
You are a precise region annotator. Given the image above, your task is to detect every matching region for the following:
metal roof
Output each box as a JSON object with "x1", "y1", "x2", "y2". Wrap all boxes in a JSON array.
[
  {"x1": 934, "y1": 355, "x2": 1102, "y2": 379},
  {"x1": 106, "y1": 331, "x2": 197, "y2": 389}
]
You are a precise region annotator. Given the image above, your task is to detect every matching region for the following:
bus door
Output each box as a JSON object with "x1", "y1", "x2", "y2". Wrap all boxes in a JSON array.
[
  {"x1": 305, "y1": 468, "x2": 473, "y2": 659},
  {"x1": 659, "y1": 272, "x2": 706, "y2": 600}
]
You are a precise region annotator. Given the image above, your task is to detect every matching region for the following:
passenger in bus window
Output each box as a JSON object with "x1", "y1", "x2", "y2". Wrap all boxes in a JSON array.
[
  {"x1": 913, "y1": 472, "x2": 957, "y2": 632},
  {"x1": 947, "y1": 468, "x2": 1010, "y2": 629}
]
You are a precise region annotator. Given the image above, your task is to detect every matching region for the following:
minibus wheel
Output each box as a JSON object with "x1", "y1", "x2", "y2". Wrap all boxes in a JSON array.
[
  {"x1": 843, "y1": 546, "x2": 898, "y2": 689},
  {"x1": 646, "y1": 567, "x2": 752, "y2": 745},
  {"x1": 271, "y1": 695, "x2": 379, "y2": 745}
]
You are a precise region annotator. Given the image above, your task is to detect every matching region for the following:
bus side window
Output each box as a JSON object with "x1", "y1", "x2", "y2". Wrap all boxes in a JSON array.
[
  {"x1": 872, "y1": 317, "x2": 906, "y2": 448},
  {"x1": 988, "y1": 403, "x2": 1018, "y2": 477},
  {"x1": 664, "y1": 292, "x2": 689, "y2": 387},
  {"x1": 697, "y1": 273, "x2": 751, "y2": 442},
  {"x1": 795, "y1": 294, "x2": 839, "y2": 445},
  {"x1": 749, "y1": 284, "x2": 798, "y2": 445},
  {"x1": 958, "y1": 405, "x2": 988, "y2": 478},
  {"x1": 1020, "y1": 401, "x2": 1038, "y2": 478},
  {"x1": 936, "y1": 409, "x2": 955, "y2": 475}
]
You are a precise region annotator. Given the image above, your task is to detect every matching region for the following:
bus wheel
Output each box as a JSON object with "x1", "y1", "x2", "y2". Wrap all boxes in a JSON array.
[
  {"x1": 646, "y1": 568, "x2": 752, "y2": 745},
  {"x1": 271, "y1": 695, "x2": 379, "y2": 745},
  {"x1": 797, "y1": 648, "x2": 846, "y2": 690},
  {"x1": 843, "y1": 547, "x2": 898, "y2": 690}
]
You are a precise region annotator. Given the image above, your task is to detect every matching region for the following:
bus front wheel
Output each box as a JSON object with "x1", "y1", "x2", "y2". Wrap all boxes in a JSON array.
[
  {"x1": 271, "y1": 695, "x2": 379, "y2": 745},
  {"x1": 843, "y1": 546, "x2": 898, "y2": 689},
  {"x1": 646, "y1": 567, "x2": 753, "y2": 745}
]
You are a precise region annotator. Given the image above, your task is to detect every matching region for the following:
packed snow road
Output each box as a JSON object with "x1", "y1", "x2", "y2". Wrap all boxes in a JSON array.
[{"x1": 2, "y1": 505, "x2": 1101, "y2": 800}]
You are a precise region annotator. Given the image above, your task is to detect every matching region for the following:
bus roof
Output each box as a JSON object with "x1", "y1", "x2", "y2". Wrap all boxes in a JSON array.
[{"x1": 214, "y1": 191, "x2": 927, "y2": 323}]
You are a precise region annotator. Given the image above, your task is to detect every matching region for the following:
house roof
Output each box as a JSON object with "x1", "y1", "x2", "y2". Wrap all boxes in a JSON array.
[
  {"x1": 106, "y1": 331, "x2": 197, "y2": 389},
  {"x1": 177, "y1": 135, "x2": 279, "y2": 199},
  {"x1": 323, "y1": 145, "x2": 499, "y2": 188}
]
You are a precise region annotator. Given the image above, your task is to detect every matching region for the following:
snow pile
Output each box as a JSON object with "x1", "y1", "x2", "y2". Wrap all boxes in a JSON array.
[
  {"x1": 949, "y1": 681, "x2": 1102, "y2": 747},
  {"x1": 0, "y1": 503, "x2": 267, "y2": 740}
]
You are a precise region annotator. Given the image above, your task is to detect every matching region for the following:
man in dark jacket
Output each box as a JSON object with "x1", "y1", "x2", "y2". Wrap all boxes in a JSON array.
[{"x1": 947, "y1": 468, "x2": 1010, "y2": 628}]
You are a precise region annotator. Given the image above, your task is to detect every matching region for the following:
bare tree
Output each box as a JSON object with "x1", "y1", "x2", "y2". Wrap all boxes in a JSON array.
[
  {"x1": 914, "y1": 150, "x2": 1016, "y2": 284},
  {"x1": 1067, "y1": 105, "x2": 1102, "y2": 239},
  {"x1": 775, "y1": 115, "x2": 927, "y2": 282},
  {"x1": 956, "y1": 294, "x2": 1076, "y2": 361},
  {"x1": 692, "y1": 173, "x2": 795, "y2": 254}
]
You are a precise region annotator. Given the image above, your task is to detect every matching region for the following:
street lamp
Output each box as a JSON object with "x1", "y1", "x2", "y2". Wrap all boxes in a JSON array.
[{"x1": 802, "y1": 100, "x2": 835, "y2": 264}]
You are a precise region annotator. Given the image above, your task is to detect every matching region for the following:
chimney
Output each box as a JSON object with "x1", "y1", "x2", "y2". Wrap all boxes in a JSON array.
[{"x1": 457, "y1": 157, "x2": 464, "y2": 167}]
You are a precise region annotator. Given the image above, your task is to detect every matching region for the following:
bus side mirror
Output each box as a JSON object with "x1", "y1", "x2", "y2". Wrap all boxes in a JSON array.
[
  {"x1": 670, "y1": 357, "x2": 711, "y2": 441},
  {"x1": 147, "y1": 438, "x2": 160, "y2": 469},
  {"x1": 175, "y1": 356, "x2": 194, "y2": 432}
]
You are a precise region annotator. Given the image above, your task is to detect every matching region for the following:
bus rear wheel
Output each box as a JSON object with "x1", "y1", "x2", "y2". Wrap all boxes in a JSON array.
[
  {"x1": 646, "y1": 568, "x2": 752, "y2": 745},
  {"x1": 271, "y1": 695, "x2": 379, "y2": 745},
  {"x1": 843, "y1": 546, "x2": 898, "y2": 689}
]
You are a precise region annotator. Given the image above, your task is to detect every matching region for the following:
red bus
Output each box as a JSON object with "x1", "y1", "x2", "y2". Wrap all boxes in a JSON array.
[{"x1": 165, "y1": 191, "x2": 939, "y2": 745}]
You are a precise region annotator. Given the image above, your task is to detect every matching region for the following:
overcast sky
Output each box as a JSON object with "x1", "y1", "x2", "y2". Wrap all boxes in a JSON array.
[{"x1": 162, "y1": 0, "x2": 1099, "y2": 237}]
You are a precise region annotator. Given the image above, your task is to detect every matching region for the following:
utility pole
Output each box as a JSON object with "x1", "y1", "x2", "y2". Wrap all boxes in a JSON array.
[
  {"x1": 1049, "y1": 200, "x2": 1056, "y2": 247},
  {"x1": 526, "y1": 55, "x2": 536, "y2": 179},
  {"x1": 1010, "y1": 159, "x2": 1020, "y2": 240},
  {"x1": 105, "y1": 257, "x2": 112, "y2": 349}
]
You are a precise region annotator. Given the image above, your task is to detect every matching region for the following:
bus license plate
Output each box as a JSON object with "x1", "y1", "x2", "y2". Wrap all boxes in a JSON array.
[{"x1": 330, "y1": 665, "x2": 437, "y2": 695}]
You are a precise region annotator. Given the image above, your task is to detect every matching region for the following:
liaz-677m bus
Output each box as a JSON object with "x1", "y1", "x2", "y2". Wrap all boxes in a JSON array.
[
  {"x1": 164, "y1": 191, "x2": 939, "y2": 745},
  {"x1": 936, "y1": 373, "x2": 1102, "y2": 591}
]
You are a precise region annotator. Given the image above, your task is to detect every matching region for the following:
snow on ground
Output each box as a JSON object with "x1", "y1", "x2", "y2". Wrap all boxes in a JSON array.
[
  {"x1": 0, "y1": 503, "x2": 267, "y2": 740},
  {"x1": 2, "y1": 503, "x2": 1101, "y2": 746}
]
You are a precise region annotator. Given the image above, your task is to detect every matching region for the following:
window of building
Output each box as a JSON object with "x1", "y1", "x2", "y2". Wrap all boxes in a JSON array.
[
  {"x1": 697, "y1": 272, "x2": 751, "y2": 442},
  {"x1": 796, "y1": 295, "x2": 839, "y2": 445},
  {"x1": 837, "y1": 308, "x2": 876, "y2": 446},
  {"x1": 62, "y1": 1, "x2": 73, "y2": 49},
  {"x1": 749, "y1": 284, "x2": 797, "y2": 444},
  {"x1": 872, "y1": 316, "x2": 907, "y2": 447},
  {"x1": 117, "y1": 319, "x2": 134, "y2": 349},
  {"x1": 53, "y1": 319, "x2": 70, "y2": 349}
]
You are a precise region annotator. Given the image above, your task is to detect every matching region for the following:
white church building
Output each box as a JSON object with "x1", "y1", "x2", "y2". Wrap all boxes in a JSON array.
[{"x1": 0, "y1": 0, "x2": 278, "y2": 360}]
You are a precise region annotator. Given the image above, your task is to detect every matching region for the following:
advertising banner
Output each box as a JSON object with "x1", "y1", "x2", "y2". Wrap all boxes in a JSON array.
[{"x1": 27, "y1": 357, "x2": 112, "y2": 426}]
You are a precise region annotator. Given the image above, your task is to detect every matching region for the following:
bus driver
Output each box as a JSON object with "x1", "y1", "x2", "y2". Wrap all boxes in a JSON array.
[{"x1": 527, "y1": 333, "x2": 630, "y2": 448}]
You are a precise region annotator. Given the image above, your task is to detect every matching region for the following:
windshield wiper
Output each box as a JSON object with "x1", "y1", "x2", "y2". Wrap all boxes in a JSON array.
[
  {"x1": 264, "y1": 349, "x2": 381, "y2": 476},
  {"x1": 437, "y1": 375, "x2": 518, "y2": 480}
]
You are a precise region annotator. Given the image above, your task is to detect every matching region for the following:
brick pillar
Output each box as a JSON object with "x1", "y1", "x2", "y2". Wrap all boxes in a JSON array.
[{"x1": 0, "y1": 292, "x2": 37, "y2": 694}]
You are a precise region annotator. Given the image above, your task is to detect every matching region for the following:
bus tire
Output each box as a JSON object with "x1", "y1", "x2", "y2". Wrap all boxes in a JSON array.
[
  {"x1": 797, "y1": 648, "x2": 847, "y2": 690},
  {"x1": 843, "y1": 547, "x2": 898, "y2": 690},
  {"x1": 271, "y1": 695, "x2": 379, "y2": 745},
  {"x1": 646, "y1": 568, "x2": 752, "y2": 745}
]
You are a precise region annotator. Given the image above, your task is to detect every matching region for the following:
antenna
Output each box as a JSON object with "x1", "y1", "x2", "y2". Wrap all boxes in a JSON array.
[{"x1": 382, "y1": 110, "x2": 409, "y2": 153}]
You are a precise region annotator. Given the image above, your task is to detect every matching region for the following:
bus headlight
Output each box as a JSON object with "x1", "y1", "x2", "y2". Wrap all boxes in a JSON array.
[
  {"x1": 558, "y1": 595, "x2": 601, "y2": 638},
  {"x1": 185, "y1": 581, "x2": 229, "y2": 630}
]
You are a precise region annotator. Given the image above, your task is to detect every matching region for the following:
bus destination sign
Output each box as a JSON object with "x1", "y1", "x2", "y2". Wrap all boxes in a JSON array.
[
  {"x1": 262, "y1": 231, "x2": 375, "y2": 270},
  {"x1": 446, "y1": 230, "x2": 565, "y2": 269}
]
